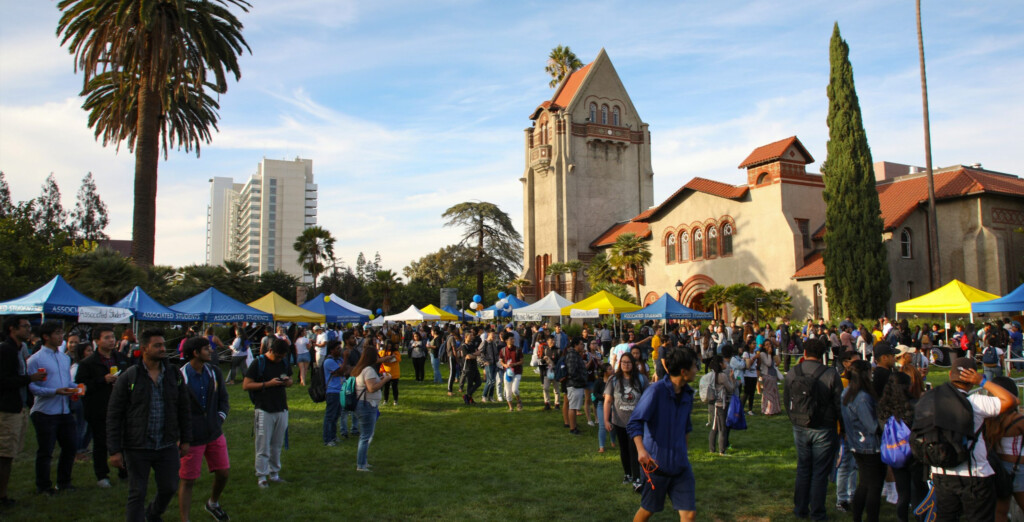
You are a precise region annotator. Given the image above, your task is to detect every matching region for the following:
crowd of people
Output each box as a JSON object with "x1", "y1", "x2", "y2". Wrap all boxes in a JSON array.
[{"x1": 0, "y1": 311, "x2": 1021, "y2": 520}]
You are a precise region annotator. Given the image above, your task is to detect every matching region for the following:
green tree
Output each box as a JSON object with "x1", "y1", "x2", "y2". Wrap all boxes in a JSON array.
[
  {"x1": 726, "y1": 284, "x2": 763, "y2": 322},
  {"x1": 509, "y1": 278, "x2": 530, "y2": 300},
  {"x1": 32, "y1": 174, "x2": 69, "y2": 240},
  {"x1": 607, "y1": 233, "x2": 652, "y2": 304},
  {"x1": 368, "y1": 269, "x2": 401, "y2": 315},
  {"x1": 442, "y1": 202, "x2": 523, "y2": 298},
  {"x1": 585, "y1": 252, "x2": 619, "y2": 288},
  {"x1": 563, "y1": 260, "x2": 584, "y2": 301},
  {"x1": 57, "y1": 0, "x2": 251, "y2": 266},
  {"x1": 65, "y1": 247, "x2": 143, "y2": 304},
  {"x1": 545, "y1": 45, "x2": 583, "y2": 88},
  {"x1": 292, "y1": 226, "x2": 335, "y2": 294},
  {"x1": 822, "y1": 23, "x2": 891, "y2": 319},
  {"x1": 402, "y1": 244, "x2": 475, "y2": 288},
  {"x1": 701, "y1": 284, "x2": 730, "y2": 319},
  {"x1": 762, "y1": 289, "x2": 794, "y2": 321},
  {"x1": 70, "y1": 172, "x2": 109, "y2": 241},
  {"x1": 0, "y1": 172, "x2": 13, "y2": 218},
  {"x1": 257, "y1": 269, "x2": 301, "y2": 303},
  {"x1": 355, "y1": 252, "x2": 368, "y2": 283},
  {"x1": 546, "y1": 262, "x2": 568, "y2": 294},
  {"x1": 141, "y1": 264, "x2": 177, "y2": 302},
  {"x1": 0, "y1": 203, "x2": 75, "y2": 300},
  {"x1": 223, "y1": 259, "x2": 257, "y2": 301},
  {"x1": 170, "y1": 264, "x2": 230, "y2": 302},
  {"x1": 591, "y1": 281, "x2": 635, "y2": 304}
]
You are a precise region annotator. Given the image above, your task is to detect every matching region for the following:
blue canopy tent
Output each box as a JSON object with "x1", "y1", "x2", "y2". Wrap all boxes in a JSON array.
[
  {"x1": 441, "y1": 305, "x2": 474, "y2": 321},
  {"x1": 0, "y1": 275, "x2": 106, "y2": 317},
  {"x1": 115, "y1": 286, "x2": 202, "y2": 322},
  {"x1": 300, "y1": 293, "x2": 369, "y2": 323},
  {"x1": 972, "y1": 283, "x2": 1024, "y2": 314},
  {"x1": 482, "y1": 295, "x2": 530, "y2": 319},
  {"x1": 169, "y1": 288, "x2": 273, "y2": 323},
  {"x1": 620, "y1": 293, "x2": 713, "y2": 321}
]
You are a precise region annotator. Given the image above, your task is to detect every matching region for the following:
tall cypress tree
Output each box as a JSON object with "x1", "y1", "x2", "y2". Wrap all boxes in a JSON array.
[{"x1": 821, "y1": 23, "x2": 890, "y2": 319}]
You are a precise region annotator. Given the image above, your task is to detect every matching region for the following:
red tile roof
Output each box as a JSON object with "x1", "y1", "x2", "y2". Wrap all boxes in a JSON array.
[
  {"x1": 627, "y1": 177, "x2": 748, "y2": 224},
  {"x1": 877, "y1": 166, "x2": 1024, "y2": 230},
  {"x1": 590, "y1": 221, "x2": 652, "y2": 248},
  {"x1": 792, "y1": 251, "x2": 825, "y2": 279},
  {"x1": 553, "y1": 62, "x2": 593, "y2": 108},
  {"x1": 738, "y1": 136, "x2": 814, "y2": 169}
]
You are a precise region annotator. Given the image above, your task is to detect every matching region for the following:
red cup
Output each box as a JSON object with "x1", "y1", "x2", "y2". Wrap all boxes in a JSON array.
[{"x1": 37, "y1": 368, "x2": 47, "y2": 381}]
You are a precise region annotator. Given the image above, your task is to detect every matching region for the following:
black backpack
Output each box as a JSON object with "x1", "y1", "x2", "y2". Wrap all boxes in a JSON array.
[
  {"x1": 787, "y1": 364, "x2": 827, "y2": 427},
  {"x1": 982, "y1": 345, "x2": 999, "y2": 365},
  {"x1": 307, "y1": 364, "x2": 327, "y2": 403},
  {"x1": 554, "y1": 355, "x2": 569, "y2": 383},
  {"x1": 910, "y1": 383, "x2": 980, "y2": 469}
]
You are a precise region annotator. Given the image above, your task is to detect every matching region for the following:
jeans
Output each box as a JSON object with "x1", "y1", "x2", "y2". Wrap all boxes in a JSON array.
[
  {"x1": 430, "y1": 353, "x2": 442, "y2": 383},
  {"x1": 323, "y1": 393, "x2": 341, "y2": 444},
  {"x1": 709, "y1": 404, "x2": 729, "y2": 453},
  {"x1": 124, "y1": 446, "x2": 179, "y2": 522},
  {"x1": 595, "y1": 401, "x2": 607, "y2": 449},
  {"x1": 88, "y1": 414, "x2": 113, "y2": 480},
  {"x1": 482, "y1": 364, "x2": 497, "y2": 400},
  {"x1": 852, "y1": 452, "x2": 885, "y2": 522},
  {"x1": 355, "y1": 400, "x2": 379, "y2": 469},
  {"x1": 463, "y1": 365, "x2": 481, "y2": 398},
  {"x1": 613, "y1": 425, "x2": 640, "y2": 480},
  {"x1": 69, "y1": 398, "x2": 90, "y2": 453},
  {"x1": 835, "y1": 441, "x2": 858, "y2": 504},
  {"x1": 892, "y1": 459, "x2": 926, "y2": 522},
  {"x1": 984, "y1": 365, "x2": 1003, "y2": 382},
  {"x1": 340, "y1": 409, "x2": 355, "y2": 436},
  {"x1": 412, "y1": 357, "x2": 426, "y2": 381},
  {"x1": 30, "y1": 412, "x2": 77, "y2": 491},
  {"x1": 228, "y1": 356, "x2": 248, "y2": 382},
  {"x1": 792, "y1": 425, "x2": 838, "y2": 520}
]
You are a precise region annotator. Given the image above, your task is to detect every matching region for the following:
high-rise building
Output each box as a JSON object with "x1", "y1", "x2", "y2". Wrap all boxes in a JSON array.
[{"x1": 206, "y1": 157, "x2": 317, "y2": 281}]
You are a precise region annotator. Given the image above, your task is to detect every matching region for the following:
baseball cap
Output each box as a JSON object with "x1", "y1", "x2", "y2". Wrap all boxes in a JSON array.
[
  {"x1": 872, "y1": 342, "x2": 896, "y2": 358},
  {"x1": 952, "y1": 357, "x2": 978, "y2": 372},
  {"x1": 894, "y1": 344, "x2": 917, "y2": 357}
]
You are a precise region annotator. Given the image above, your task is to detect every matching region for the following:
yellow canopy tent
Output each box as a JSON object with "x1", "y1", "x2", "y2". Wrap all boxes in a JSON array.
[
  {"x1": 895, "y1": 279, "x2": 999, "y2": 324},
  {"x1": 420, "y1": 304, "x2": 458, "y2": 321},
  {"x1": 248, "y1": 292, "x2": 326, "y2": 323},
  {"x1": 560, "y1": 290, "x2": 641, "y2": 316}
]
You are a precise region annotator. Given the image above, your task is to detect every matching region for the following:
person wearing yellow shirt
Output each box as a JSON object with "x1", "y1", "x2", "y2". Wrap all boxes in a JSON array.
[
  {"x1": 378, "y1": 342, "x2": 402, "y2": 406},
  {"x1": 651, "y1": 331, "x2": 663, "y2": 382}
]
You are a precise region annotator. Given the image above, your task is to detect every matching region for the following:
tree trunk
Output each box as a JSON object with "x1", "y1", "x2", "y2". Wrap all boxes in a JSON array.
[
  {"x1": 131, "y1": 60, "x2": 161, "y2": 267},
  {"x1": 917, "y1": 0, "x2": 940, "y2": 289},
  {"x1": 476, "y1": 222, "x2": 485, "y2": 298}
]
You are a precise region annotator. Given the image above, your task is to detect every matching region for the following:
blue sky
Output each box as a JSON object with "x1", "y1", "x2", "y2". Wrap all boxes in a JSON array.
[{"x1": 1, "y1": 0, "x2": 1021, "y2": 273}]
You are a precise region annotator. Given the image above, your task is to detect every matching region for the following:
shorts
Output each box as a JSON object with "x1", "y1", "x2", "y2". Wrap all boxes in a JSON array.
[
  {"x1": 1001, "y1": 460, "x2": 1024, "y2": 493},
  {"x1": 0, "y1": 410, "x2": 28, "y2": 458},
  {"x1": 297, "y1": 352, "x2": 311, "y2": 363},
  {"x1": 179, "y1": 434, "x2": 230, "y2": 480},
  {"x1": 640, "y1": 467, "x2": 696, "y2": 514},
  {"x1": 567, "y1": 387, "x2": 585, "y2": 410}
]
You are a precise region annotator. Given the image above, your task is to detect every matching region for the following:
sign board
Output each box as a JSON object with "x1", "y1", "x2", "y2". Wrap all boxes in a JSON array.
[
  {"x1": 569, "y1": 308, "x2": 600, "y2": 319},
  {"x1": 78, "y1": 306, "x2": 133, "y2": 324},
  {"x1": 479, "y1": 310, "x2": 495, "y2": 320}
]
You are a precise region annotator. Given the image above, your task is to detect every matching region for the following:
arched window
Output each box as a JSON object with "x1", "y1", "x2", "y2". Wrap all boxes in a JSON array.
[
  {"x1": 722, "y1": 223, "x2": 733, "y2": 255},
  {"x1": 589, "y1": 103, "x2": 597, "y2": 123},
  {"x1": 680, "y1": 232, "x2": 690, "y2": 261},
  {"x1": 601, "y1": 105, "x2": 608, "y2": 124},
  {"x1": 707, "y1": 226, "x2": 718, "y2": 257},
  {"x1": 756, "y1": 173, "x2": 769, "y2": 185},
  {"x1": 666, "y1": 234, "x2": 676, "y2": 263},
  {"x1": 693, "y1": 228, "x2": 703, "y2": 259},
  {"x1": 613, "y1": 106, "x2": 620, "y2": 126},
  {"x1": 900, "y1": 228, "x2": 912, "y2": 258}
]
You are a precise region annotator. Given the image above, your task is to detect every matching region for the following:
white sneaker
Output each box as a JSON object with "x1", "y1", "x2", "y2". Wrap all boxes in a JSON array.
[
  {"x1": 587, "y1": 420, "x2": 596, "y2": 427},
  {"x1": 97, "y1": 478, "x2": 112, "y2": 488}
]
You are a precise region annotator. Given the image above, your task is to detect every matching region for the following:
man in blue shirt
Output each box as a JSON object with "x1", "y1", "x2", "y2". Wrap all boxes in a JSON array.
[
  {"x1": 26, "y1": 321, "x2": 79, "y2": 494},
  {"x1": 627, "y1": 346, "x2": 698, "y2": 521},
  {"x1": 322, "y1": 340, "x2": 348, "y2": 445}
]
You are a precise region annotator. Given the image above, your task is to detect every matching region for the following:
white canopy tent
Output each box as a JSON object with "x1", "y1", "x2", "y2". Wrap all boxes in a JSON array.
[
  {"x1": 512, "y1": 291, "x2": 574, "y2": 322},
  {"x1": 383, "y1": 305, "x2": 441, "y2": 322},
  {"x1": 329, "y1": 293, "x2": 373, "y2": 316}
]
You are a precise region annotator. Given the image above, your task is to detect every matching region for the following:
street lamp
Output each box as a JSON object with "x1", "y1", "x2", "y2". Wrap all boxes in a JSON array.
[
  {"x1": 755, "y1": 297, "x2": 766, "y2": 326},
  {"x1": 674, "y1": 280, "x2": 683, "y2": 301}
]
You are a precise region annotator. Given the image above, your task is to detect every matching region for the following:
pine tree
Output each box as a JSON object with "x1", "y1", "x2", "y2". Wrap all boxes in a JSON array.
[
  {"x1": 821, "y1": 23, "x2": 891, "y2": 319},
  {"x1": 71, "y1": 172, "x2": 109, "y2": 241},
  {"x1": 31, "y1": 173, "x2": 69, "y2": 240},
  {"x1": 355, "y1": 252, "x2": 367, "y2": 283},
  {"x1": 0, "y1": 172, "x2": 12, "y2": 218}
]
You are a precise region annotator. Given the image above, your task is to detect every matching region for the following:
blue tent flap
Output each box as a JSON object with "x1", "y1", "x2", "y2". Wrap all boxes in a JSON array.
[
  {"x1": 300, "y1": 293, "x2": 369, "y2": 323},
  {"x1": 482, "y1": 295, "x2": 529, "y2": 318},
  {"x1": 0, "y1": 275, "x2": 106, "y2": 316},
  {"x1": 973, "y1": 283, "x2": 1024, "y2": 313},
  {"x1": 114, "y1": 287, "x2": 201, "y2": 322},
  {"x1": 620, "y1": 293, "x2": 713, "y2": 321},
  {"x1": 169, "y1": 288, "x2": 273, "y2": 323}
]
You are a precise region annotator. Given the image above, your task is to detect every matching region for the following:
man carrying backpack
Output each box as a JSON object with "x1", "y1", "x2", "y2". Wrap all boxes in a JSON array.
[
  {"x1": 242, "y1": 339, "x2": 293, "y2": 489},
  {"x1": 920, "y1": 357, "x2": 1018, "y2": 520},
  {"x1": 782, "y1": 338, "x2": 843, "y2": 521}
]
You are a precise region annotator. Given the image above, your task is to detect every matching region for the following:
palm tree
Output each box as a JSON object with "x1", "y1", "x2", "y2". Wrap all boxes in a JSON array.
[
  {"x1": 700, "y1": 284, "x2": 729, "y2": 319},
  {"x1": 442, "y1": 202, "x2": 523, "y2": 298},
  {"x1": 223, "y1": 259, "x2": 257, "y2": 300},
  {"x1": 57, "y1": 0, "x2": 251, "y2": 266},
  {"x1": 916, "y1": 0, "x2": 940, "y2": 289},
  {"x1": 563, "y1": 260, "x2": 584, "y2": 301},
  {"x1": 607, "y1": 233, "x2": 652, "y2": 304},
  {"x1": 65, "y1": 247, "x2": 144, "y2": 304},
  {"x1": 546, "y1": 262, "x2": 567, "y2": 294},
  {"x1": 585, "y1": 252, "x2": 620, "y2": 288},
  {"x1": 546, "y1": 45, "x2": 584, "y2": 88},
  {"x1": 293, "y1": 226, "x2": 335, "y2": 294},
  {"x1": 763, "y1": 289, "x2": 794, "y2": 322},
  {"x1": 509, "y1": 278, "x2": 530, "y2": 300},
  {"x1": 369, "y1": 270, "x2": 401, "y2": 315}
]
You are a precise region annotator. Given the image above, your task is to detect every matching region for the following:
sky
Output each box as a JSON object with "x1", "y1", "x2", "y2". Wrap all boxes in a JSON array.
[{"x1": 1, "y1": 0, "x2": 1021, "y2": 275}]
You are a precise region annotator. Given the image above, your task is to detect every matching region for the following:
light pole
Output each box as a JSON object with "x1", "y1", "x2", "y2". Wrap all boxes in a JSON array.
[
  {"x1": 674, "y1": 280, "x2": 683, "y2": 302},
  {"x1": 755, "y1": 297, "x2": 765, "y2": 326}
]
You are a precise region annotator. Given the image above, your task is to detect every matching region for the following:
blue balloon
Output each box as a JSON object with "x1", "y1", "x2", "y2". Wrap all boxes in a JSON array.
[
  {"x1": 473, "y1": 294, "x2": 482, "y2": 303},
  {"x1": 376, "y1": 308, "x2": 383, "y2": 315},
  {"x1": 497, "y1": 292, "x2": 507, "y2": 300}
]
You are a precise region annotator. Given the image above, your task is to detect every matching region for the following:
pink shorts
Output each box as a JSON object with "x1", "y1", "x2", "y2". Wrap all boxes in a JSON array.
[{"x1": 179, "y1": 434, "x2": 230, "y2": 480}]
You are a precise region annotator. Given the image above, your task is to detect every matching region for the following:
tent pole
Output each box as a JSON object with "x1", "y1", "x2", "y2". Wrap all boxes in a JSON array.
[{"x1": 944, "y1": 313, "x2": 948, "y2": 345}]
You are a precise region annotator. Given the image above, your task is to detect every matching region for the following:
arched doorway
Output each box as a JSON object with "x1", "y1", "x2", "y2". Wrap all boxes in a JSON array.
[
  {"x1": 690, "y1": 292, "x2": 706, "y2": 312},
  {"x1": 678, "y1": 274, "x2": 721, "y2": 320}
]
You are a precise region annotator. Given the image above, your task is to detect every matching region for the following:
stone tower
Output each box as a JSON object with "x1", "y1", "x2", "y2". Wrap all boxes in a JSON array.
[{"x1": 520, "y1": 49, "x2": 654, "y2": 301}]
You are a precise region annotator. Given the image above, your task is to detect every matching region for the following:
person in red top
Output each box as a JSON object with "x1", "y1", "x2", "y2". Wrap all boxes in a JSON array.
[{"x1": 499, "y1": 334, "x2": 523, "y2": 411}]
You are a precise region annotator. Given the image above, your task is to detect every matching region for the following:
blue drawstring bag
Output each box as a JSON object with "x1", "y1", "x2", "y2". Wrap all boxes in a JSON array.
[
  {"x1": 881, "y1": 416, "x2": 912, "y2": 469},
  {"x1": 726, "y1": 394, "x2": 747, "y2": 430}
]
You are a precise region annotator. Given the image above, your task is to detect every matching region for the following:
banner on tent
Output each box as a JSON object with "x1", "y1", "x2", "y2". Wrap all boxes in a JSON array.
[
  {"x1": 513, "y1": 312, "x2": 542, "y2": 322},
  {"x1": 570, "y1": 308, "x2": 600, "y2": 319},
  {"x1": 79, "y1": 306, "x2": 133, "y2": 324},
  {"x1": 480, "y1": 310, "x2": 495, "y2": 320}
]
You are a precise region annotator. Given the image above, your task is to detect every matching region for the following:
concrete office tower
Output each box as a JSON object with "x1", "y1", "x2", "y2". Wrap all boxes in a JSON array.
[{"x1": 206, "y1": 157, "x2": 318, "y2": 281}]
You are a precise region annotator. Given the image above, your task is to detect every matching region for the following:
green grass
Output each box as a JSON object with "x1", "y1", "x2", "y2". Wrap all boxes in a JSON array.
[{"x1": 5, "y1": 362, "x2": 964, "y2": 521}]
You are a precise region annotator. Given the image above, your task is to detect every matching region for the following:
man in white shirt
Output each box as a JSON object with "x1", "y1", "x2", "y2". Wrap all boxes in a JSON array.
[
  {"x1": 929, "y1": 357, "x2": 1017, "y2": 520},
  {"x1": 313, "y1": 326, "x2": 329, "y2": 366}
]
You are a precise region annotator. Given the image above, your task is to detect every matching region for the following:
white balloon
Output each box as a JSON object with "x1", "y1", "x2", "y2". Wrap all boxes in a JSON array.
[{"x1": 469, "y1": 302, "x2": 479, "y2": 310}]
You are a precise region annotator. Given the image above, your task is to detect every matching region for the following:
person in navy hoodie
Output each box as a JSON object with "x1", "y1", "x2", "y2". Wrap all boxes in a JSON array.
[{"x1": 627, "y1": 346, "x2": 698, "y2": 521}]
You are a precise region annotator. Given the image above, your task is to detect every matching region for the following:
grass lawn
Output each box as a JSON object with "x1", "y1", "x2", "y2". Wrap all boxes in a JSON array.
[{"x1": 4, "y1": 361, "x2": 962, "y2": 521}]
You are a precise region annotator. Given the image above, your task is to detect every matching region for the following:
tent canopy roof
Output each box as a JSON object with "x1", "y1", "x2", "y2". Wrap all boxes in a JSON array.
[
  {"x1": 513, "y1": 291, "x2": 574, "y2": 319},
  {"x1": 248, "y1": 292, "x2": 325, "y2": 323},
  {"x1": 0, "y1": 275, "x2": 106, "y2": 316},
  {"x1": 328, "y1": 294, "x2": 372, "y2": 316},
  {"x1": 300, "y1": 293, "x2": 368, "y2": 323},
  {"x1": 420, "y1": 304, "x2": 457, "y2": 321},
  {"x1": 972, "y1": 283, "x2": 1024, "y2": 314},
  {"x1": 895, "y1": 279, "x2": 1000, "y2": 315},
  {"x1": 114, "y1": 287, "x2": 201, "y2": 322},
  {"x1": 383, "y1": 305, "x2": 441, "y2": 322},
  {"x1": 561, "y1": 290, "x2": 641, "y2": 316},
  {"x1": 440, "y1": 306, "x2": 473, "y2": 321},
  {"x1": 170, "y1": 288, "x2": 273, "y2": 323},
  {"x1": 621, "y1": 293, "x2": 713, "y2": 320}
]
